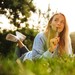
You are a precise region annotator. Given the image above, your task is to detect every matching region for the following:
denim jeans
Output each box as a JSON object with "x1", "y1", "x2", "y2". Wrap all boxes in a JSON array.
[{"x1": 14, "y1": 45, "x2": 29, "y2": 60}]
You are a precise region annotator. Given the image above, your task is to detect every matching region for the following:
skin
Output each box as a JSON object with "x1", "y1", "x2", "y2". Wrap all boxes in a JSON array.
[
  {"x1": 51, "y1": 14, "x2": 65, "y2": 33},
  {"x1": 49, "y1": 14, "x2": 65, "y2": 52},
  {"x1": 17, "y1": 14, "x2": 65, "y2": 54}
]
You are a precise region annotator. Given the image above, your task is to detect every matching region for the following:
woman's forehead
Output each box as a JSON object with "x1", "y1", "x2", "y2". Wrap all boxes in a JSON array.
[{"x1": 53, "y1": 14, "x2": 65, "y2": 20}]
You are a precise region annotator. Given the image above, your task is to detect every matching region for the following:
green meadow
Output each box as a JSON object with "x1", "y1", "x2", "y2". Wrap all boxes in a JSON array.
[{"x1": 0, "y1": 55, "x2": 75, "y2": 75}]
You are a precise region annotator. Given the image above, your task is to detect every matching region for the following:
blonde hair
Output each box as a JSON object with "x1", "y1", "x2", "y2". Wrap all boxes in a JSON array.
[{"x1": 44, "y1": 13, "x2": 69, "y2": 55}]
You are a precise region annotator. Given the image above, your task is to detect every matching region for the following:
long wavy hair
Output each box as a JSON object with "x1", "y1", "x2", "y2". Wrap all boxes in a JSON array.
[{"x1": 44, "y1": 13, "x2": 69, "y2": 55}]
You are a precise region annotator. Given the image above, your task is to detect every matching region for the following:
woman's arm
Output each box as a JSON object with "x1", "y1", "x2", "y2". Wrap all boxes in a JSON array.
[{"x1": 32, "y1": 33, "x2": 54, "y2": 60}]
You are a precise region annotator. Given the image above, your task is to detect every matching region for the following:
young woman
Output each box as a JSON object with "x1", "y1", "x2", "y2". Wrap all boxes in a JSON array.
[{"x1": 6, "y1": 13, "x2": 73, "y2": 61}]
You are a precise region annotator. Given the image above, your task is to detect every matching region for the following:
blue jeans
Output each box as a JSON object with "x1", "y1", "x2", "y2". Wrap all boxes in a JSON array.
[{"x1": 14, "y1": 45, "x2": 29, "y2": 60}]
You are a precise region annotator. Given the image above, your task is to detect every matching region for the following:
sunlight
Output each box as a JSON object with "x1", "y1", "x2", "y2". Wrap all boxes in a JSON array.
[
  {"x1": 50, "y1": 0, "x2": 75, "y2": 33},
  {"x1": 0, "y1": 15, "x2": 16, "y2": 30},
  {"x1": 33, "y1": 0, "x2": 49, "y2": 13},
  {"x1": 0, "y1": 0, "x2": 75, "y2": 33},
  {"x1": 33, "y1": 0, "x2": 75, "y2": 33}
]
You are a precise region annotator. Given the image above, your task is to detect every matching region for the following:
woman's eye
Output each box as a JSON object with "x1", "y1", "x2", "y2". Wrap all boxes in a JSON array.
[
  {"x1": 55, "y1": 18, "x2": 58, "y2": 21},
  {"x1": 61, "y1": 21, "x2": 64, "y2": 24}
]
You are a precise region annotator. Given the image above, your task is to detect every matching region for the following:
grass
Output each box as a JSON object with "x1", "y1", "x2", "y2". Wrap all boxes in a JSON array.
[{"x1": 0, "y1": 55, "x2": 75, "y2": 75}]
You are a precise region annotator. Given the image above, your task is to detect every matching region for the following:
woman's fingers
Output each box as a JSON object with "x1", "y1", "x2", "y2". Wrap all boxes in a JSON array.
[
  {"x1": 49, "y1": 37, "x2": 60, "y2": 50},
  {"x1": 50, "y1": 37, "x2": 60, "y2": 45}
]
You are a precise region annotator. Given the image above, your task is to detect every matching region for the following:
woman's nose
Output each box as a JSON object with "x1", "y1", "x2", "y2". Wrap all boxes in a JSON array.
[
  {"x1": 57, "y1": 21, "x2": 60, "y2": 25},
  {"x1": 56, "y1": 22, "x2": 61, "y2": 27}
]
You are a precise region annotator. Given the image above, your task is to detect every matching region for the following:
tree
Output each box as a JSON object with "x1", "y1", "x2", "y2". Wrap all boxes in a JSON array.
[
  {"x1": 0, "y1": 0, "x2": 35, "y2": 28},
  {"x1": 29, "y1": 3, "x2": 51, "y2": 32},
  {"x1": 0, "y1": 24, "x2": 38, "y2": 57},
  {"x1": 0, "y1": 0, "x2": 37, "y2": 56}
]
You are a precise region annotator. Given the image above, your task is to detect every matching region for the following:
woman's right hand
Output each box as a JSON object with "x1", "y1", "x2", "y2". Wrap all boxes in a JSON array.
[{"x1": 49, "y1": 37, "x2": 60, "y2": 53}]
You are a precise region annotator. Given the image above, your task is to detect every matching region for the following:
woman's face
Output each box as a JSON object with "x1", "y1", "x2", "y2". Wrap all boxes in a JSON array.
[{"x1": 50, "y1": 14, "x2": 65, "y2": 33}]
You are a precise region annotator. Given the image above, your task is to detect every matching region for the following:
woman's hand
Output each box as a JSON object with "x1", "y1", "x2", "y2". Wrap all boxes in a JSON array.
[{"x1": 49, "y1": 37, "x2": 60, "y2": 53}]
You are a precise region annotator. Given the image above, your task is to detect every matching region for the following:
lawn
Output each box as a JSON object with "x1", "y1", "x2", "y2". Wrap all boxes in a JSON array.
[{"x1": 0, "y1": 55, "x2": 75, "y2": 75}]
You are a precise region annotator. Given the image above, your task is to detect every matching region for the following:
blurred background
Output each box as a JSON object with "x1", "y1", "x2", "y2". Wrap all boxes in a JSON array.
[
  {"x1": 0, "y1": 0, "x2": 75, "y2": 75},
  {"x1": 0, "y1": 0, "x2": 75, "y2": 57}
]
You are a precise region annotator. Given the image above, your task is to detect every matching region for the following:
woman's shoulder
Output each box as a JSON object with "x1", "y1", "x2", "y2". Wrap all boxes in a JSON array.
[
  {"x1": 34, "y1": 32, "x2": 46, "y2": 42},
  {"x1": 35, "y1": 32, "x2": 45, "y2": 38}
]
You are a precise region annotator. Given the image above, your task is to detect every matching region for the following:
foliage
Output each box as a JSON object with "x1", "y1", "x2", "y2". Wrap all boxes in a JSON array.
[
  {"x1": 0, "y1": 0, "x2": 35, "y2": 27},
  {"x1": 0, "y1": 0, "x2": 38, "y2": 57},
  {"x1": 70, "y1": 32, "x2": 75, "y2": 53},
  {"x1": 0, "y1": 27, "x2": 39, "y2": 57},
  {"x1": 0, "y1": 30, "x2": 15, "y2": 56},
  {"x1": 0, "y1": 55, "x2": 75, "y2": 75}
]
